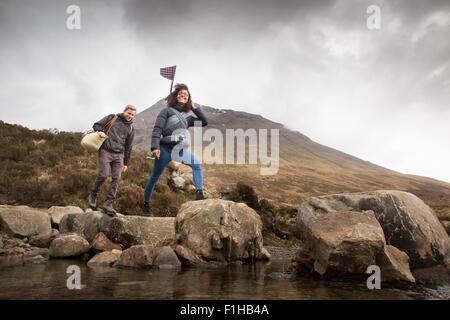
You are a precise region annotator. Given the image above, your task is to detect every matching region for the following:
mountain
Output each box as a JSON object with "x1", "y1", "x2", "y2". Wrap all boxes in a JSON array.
[{"x1": 132, "y1": 99, "x2": 450, "y2": 217}]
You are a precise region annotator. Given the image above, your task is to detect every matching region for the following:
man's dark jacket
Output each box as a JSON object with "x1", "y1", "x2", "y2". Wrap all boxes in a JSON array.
[{"x1": 93, "y1": 113, "x2": 134, "y2": 165}]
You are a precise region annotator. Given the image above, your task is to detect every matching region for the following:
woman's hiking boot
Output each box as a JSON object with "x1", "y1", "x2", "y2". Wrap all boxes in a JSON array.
[
  {"x1": 141, "y1": 202, "x2": 154, "y2": 217},
  {"x1": 195, "y1": 189, "x2": 205, "y2": 201}
]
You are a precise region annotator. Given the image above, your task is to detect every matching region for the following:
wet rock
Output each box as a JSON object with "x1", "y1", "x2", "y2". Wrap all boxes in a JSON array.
[
  {"x1": 298, "y1": 210, "x2": 386, "y2": 276},
  {"x1": 60, "y1": 211, "x2": 109, "y2": 243},
  {"x1": 49, "y1": 233, "x2": 90, "y2": 258},
  {"x1": 99, "y1": 216, "x2": 175, "y2": 248},
  {"x1": 115, "y1": 245, "x2": 157, "y2": 268},
  {"x1": 297, "y1": 190, "x2": 450, "y2": 268},
  {"x1": 175, "y1": 199, "x2": 268, "y2": 262},
  {"x1": 87, "y1": 249, "x2": 122, "y2": 268},
  {"x1": 378, "y1": 245, "x2": 415, "y2": 284},
  {"x1": 47, "y1": 206, "x2": 84, "y2": 227},
  {"x1": 29, "y1": 229, "x2": 59, "y2": 248},
  {"x1": 173, "y1": 245, "x2": 207, "y2": 266},
  {"x1": 0, "y1": 205, "x2": 51, "y2": 238},
  {"x1": 154, "y1": 246, "x2": 181, "y2": 269},
  {"x1": 90, "y1": 232, "x2": 123, "y2": 253}
]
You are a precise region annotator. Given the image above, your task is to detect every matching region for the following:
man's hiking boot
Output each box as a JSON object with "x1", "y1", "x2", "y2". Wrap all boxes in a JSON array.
[
  {"x1": 195, "y1": 189, "x2": 205, "y2": 201},
  {"x1": 141, "y1": 202, "x2": 154, "y2": 217},
  {"x1": 88, "y1": 192, "x2": 97, "y2": 210},
  {"x1": 102, "y1": 200, "x2": 117, "y2": 216}
]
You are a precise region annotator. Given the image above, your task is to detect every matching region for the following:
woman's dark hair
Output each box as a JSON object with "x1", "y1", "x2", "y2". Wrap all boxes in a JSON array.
[{"x1": 165, "y1": 83, "x2": 193, "y2": 111}]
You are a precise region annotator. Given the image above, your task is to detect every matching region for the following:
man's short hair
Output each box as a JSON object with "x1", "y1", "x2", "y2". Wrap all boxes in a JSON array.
[{"x1": 124, "y1": 105, "x2": 137, "y2": 112}]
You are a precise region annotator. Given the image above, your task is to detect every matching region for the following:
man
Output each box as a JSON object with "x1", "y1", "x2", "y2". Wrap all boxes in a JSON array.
[{"x1": 88, "y1": 105, "x2": 136, "y2": 215}]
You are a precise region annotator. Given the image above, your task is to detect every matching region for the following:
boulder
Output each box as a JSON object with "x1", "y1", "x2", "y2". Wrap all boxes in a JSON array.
[
  {"x1": 0, "y1": 205, "x2": 51, "y2": 238},
  {"x1": 29, "y1": 229, "x2": 59, "y2": 248},
  {"x1": 300, "y1": 210, "x2": 386, "y2": 276},
  {"x1": 99, "y1": 216, "x2": 175, "y2": 248},
  {"x1": 90, "y1": 232, "x2": 123, "y2": 253},
  {"x1": 378, "y1": 245, "x2": 415, "y2": 283},
  {"x1": 60, "y1": 211, "x2": 109, "y2": 243},
  {"x1": 175, "y1": 199, "x2": 267, "y2": 262},
  {"x1": 47, "y1": 206, "x2": 84, "y2": 227},
  {"x1": 297, "y1": 190, "x2": 450, "y2": 268},
  {"x1": 49, "y1": 233, "x2": 90, "y2": 258},
  {"x1": 115, "y1": 245, "x2": 157, "y2": 268},
  {"x1": 87, "y1": 249, "x2": 122, "y2": 268},
  {"x1": 153, "y1": 246, "x2": 181, "y2": 269}
]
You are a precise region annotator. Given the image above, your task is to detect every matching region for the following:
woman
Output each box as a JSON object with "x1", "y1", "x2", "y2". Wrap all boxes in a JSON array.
[{"x1": 142, "y1": 83, "x2": 208, "y2": 216}]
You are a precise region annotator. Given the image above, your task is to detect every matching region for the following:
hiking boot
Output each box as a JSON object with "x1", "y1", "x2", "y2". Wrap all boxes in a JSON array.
[
  {"x1": 195, "y1": 189, "x2": 205, "y2": 201},
  {"x1": 141, "y1": 202, "x2": 154, "y2": 217},
  {"x1": 88, "y1": 192, "x2": 97, "y2": 210},
  {"x1": 102, "y1": 200, "x2": 117, "y2": 216}
]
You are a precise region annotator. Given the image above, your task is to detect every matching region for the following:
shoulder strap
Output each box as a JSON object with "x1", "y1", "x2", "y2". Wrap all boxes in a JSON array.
[
  {"x1": 104, "y1": 115, "x2": 118, "y2": 133},
  {"x1": 171, "y1": 108, "x2": 188, "y2": 128}
]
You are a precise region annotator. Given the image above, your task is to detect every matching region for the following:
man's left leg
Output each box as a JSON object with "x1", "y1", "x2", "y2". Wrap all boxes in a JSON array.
[{"x1": 103, "y1": 153, "x2": 124, "y2": 215}]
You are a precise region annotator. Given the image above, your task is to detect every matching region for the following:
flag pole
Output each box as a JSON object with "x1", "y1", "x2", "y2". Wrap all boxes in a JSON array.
[{"x1": 170, "y1": 78, "x2": 174, "y2": 93}]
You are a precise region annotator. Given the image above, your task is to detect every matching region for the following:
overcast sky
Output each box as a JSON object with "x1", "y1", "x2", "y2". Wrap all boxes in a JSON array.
[{"x1": 0, "y1": 0, "x2": 449, "y2": 182}]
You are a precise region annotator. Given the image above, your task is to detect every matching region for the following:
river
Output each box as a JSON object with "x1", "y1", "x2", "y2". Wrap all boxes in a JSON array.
[{"x1": 1, "y1": 256, "x2": 448, "y2": 299}]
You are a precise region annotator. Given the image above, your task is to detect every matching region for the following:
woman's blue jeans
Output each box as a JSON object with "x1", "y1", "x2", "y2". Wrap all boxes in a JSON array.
[{"x1": 143, "y1": 145, "x2": 204, "y2": 203}]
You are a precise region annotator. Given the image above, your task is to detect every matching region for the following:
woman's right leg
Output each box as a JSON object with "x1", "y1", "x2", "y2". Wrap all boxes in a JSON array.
[{"x1": 143, "y1": 146, "x2": 171, "y2": 203}]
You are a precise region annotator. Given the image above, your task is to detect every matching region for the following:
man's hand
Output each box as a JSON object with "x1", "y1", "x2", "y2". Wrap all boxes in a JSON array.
[
  {"x1": 98, "y1": 131, "x2": 108, "y2": 139},
  {"x1": 123, "y1": 165, "x2": 128, "y2": 172},
  {"x1": 153, "y1": 149, "x2": 160, "y2": 159}
]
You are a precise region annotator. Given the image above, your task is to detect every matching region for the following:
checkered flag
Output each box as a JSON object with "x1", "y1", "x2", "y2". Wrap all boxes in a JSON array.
[
  {"x1": 160, "y1": 65, "x2": 177, "y2": 93},
  {"x1": 160, "y1": 65, "x2": 176, "y2": 80}
]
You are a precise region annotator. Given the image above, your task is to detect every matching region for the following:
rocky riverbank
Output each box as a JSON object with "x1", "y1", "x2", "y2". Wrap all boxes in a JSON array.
[{"x1": 1, "y1": 190, "x2": 450, "y2": 292}]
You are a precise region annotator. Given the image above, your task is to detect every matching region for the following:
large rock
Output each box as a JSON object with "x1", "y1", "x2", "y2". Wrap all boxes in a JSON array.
[
  {"x1": 115, "y1": 245, "x2": 158, "y2": 268},
  {"x1": 297, "y1": 190, "x2": 450, "y2": 268},
  {"x1": 49, "y1": 233, "x2": 90, "y2": 258},
  {"x1": 60, "y1": 211, "x2": 109, "y2": 243},
  {"x1": 378, "y1": 245, "x2": 415, "y2": 283},
  {"x1": 300, "y1": 210, "x2": 386, "y2": 276},
  {"x1": 153, "y1": 246, "x2": 181, "y2": 269},
  {"x1": 99, "y1": 216, "x2": 175, "y2": 248},
  {"x1": 293, "y1": 209, "x2": 415, "y2": 283},
  {"x1": 175, "y1": 199, "x2": 267, "y2": 262},
  {"x1": 0, "y1": 205, "x2": 51, "y2": 238},
  {"x1": 47, "y1": 206, "x2": 84, "y2": 227},
  {"x1": 90, "y1": 232, "x2": 123, "y2": 253},
  {"x1": 87, "y1": 249, "x2": 122, "y2": 268}
]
